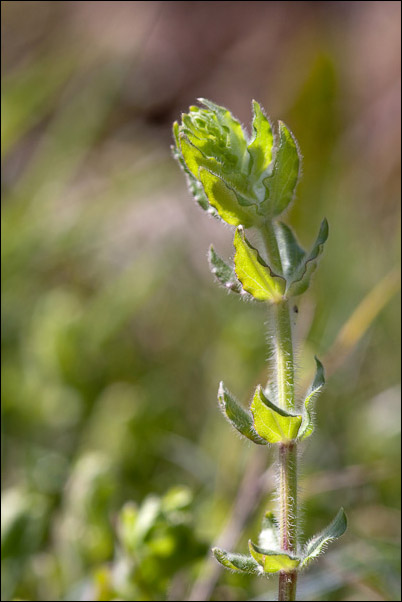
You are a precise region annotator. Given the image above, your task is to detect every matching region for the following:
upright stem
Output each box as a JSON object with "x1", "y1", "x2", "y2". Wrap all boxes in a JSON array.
[
  {"x1": 278, "y1": 570, "x2": 298, "y2": 602},
  {"x1": 278, "y1": 442, "x2": 298, "y2": 601},
  {"x1": 262, "y1": 223, "x2": 298, "y2": 602},
  {"x1": 278, "y1": 442, "x2": 298, "y2": 553},
  {"x1": 275, "y1": 305, "x2": 298, "y2": 602},
  {"x1": 274, "y1": 301, "x2": 295, "y2": 412}
]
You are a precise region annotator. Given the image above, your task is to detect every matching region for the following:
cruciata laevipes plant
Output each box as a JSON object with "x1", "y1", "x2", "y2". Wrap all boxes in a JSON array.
[{"x1": 172, "y1": 99, "x2": 347, "y2": 602}]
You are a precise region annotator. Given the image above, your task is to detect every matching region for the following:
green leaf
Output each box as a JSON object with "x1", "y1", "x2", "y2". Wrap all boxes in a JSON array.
[
  {"x1": 248, "y1": 540, "x2": 300, "y2": 573},
  {"x1": 275, "y1": 222, "x2": 306, "y2": 281},
  {"x1": 301, "y1": 508, "x2": 347, "y2": 568},
  {"x1": 198, "y1": 98, "x2": 248, "y2": 161},
  {"x1": 218, "y1": 382, "x2": 267, "y2": 445},
  {"x1": 179, "y1": 133, "x2": 219, "y2": 180},
  {"x1": 199, "y1": 168, "x2": 256, "y2": 228},
  {"x1": 177, "y1": 104, "x2": 256, "y2": 201},
  {"x1": 172, "y1": 122, "x2": 210, "y2": 211},
  {"x1": 213, "y1": 547, "x2": 262, "y2": 574},
  {"x1": 286, "y1": 219, "x2": 329, "y2": 297},
  {"x1": 298, "y1": 356, "x2": 325, "y2": 440},
  {"x1": 263, "y1": 121, "x2": 301, "y2": 217},
  {"x1": 258, "y1": 511, "x2": 280, "y2": 551},
  {"x1": 180, "y1": 132, "x2": 255, "y2": 203},
  {"x1": 248, "y1": 100, "x2": 274, "y2": 177},
  {"x1": 250, "y1": 386, "x2": 302, "y2": 443},
  {"x1": 208, "y1": 245, "x2": 243, "y2": 294},
  {"x1": 233, "y1": 228, "x2": 285, "y2": 302},
  {"x1": 187, "y1": 175, "x2": 212, "y2": 212}
]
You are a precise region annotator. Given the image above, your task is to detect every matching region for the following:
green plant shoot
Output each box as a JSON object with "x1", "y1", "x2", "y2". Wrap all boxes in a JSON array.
[{"x1": 172, "y1": 99, "x2": 347, "y2": 602}]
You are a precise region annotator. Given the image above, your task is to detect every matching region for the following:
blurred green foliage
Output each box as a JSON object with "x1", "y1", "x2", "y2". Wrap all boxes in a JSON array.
[{"x1": 1, "y1": 2, "x2": 400, "y2": 601}]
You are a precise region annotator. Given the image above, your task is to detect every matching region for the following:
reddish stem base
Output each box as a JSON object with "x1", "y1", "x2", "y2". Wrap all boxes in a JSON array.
[{"x1": 278, "y1": 570, "x2": 297, "y2": 601}]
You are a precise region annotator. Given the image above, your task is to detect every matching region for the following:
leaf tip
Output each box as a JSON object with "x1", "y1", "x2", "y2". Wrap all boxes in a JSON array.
[
  {"x1": 338, "y1": 507, "x2": 348, "y2": 530},
  {"x1": 253, "y1": 384, "x2": 264, "y2": 403},
  {"x1": 320, "y1": 217, "x2": 329, "y2": 240},
  {"x1": 313, "y1": 355, "x2": 324, "y2": 369},
  {"x1": 217, "y1": 382, "x2": 227, "y2": 407},
  {"x1": 218, "y1": 380, "x2": 225, "y2": 395}
]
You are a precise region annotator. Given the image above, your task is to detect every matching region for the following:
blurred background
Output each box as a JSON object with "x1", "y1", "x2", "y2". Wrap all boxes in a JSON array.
[{"x1": 1, "y1": 1, "x2": 401, "y2": 601}]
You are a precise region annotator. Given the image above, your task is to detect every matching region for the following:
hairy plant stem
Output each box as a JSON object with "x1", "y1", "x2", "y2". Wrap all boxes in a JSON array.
[
  {"x1": 278, "y1": 442, "x2": 298, "y2": 601},
  {"x1": 262, "y1": 223, "x2": 298, "y2": 602},
  {"x1": 278, "y1": 569, "x2": 298, "y2": 602},
  {"x1": 275, "y1": 308, "x2": 298, "y2": 602},
  {"x1": 274, "y1": 301, "x2": 295, "y2": 411}
]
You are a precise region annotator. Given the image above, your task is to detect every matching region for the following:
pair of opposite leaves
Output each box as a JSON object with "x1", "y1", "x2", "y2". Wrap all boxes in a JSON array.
[
  {"x1": 209, "y1": 220, "x2": 328, "y2": 304},
  {"x1": 218, "y1": 356, "x2": 324, "y2": 446},
  {"x1": 213, "y1": 508, "x2": 347, "y2": 576}
]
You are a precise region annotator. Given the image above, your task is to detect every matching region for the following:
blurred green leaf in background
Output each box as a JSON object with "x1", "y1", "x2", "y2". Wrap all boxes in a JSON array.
[{"x1": 1, "y1": 2, "x2": 400, "y2": 601}]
